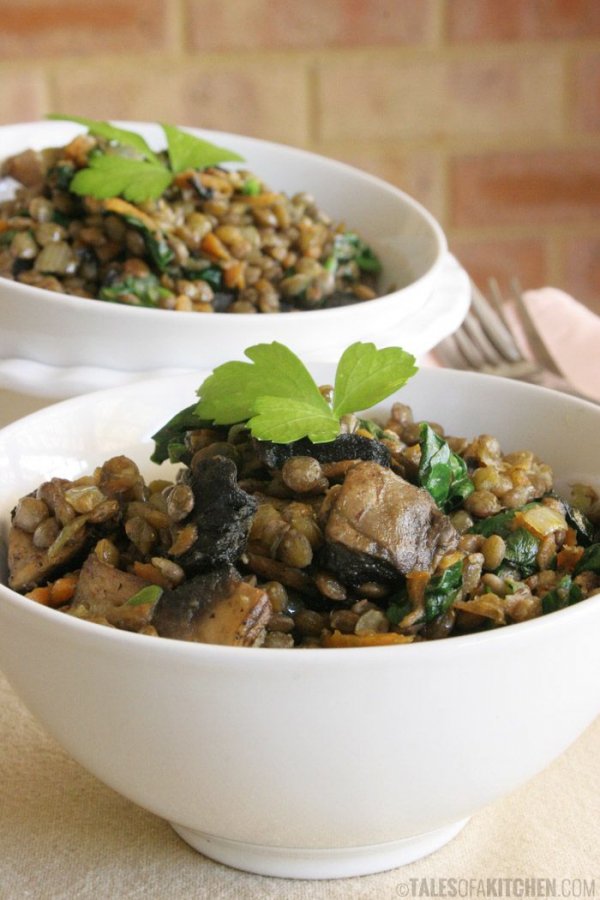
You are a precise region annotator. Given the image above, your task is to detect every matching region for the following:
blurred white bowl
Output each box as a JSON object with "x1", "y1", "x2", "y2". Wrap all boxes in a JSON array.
[
  {"x1": 0, "y1": 367, "x2": 598, "y2": 878},
  {"x1": 0, "y1": 121, "x2": 453, "y2": 378}
]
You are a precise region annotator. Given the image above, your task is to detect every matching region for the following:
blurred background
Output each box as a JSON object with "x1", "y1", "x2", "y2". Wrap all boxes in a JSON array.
[{"x1": 1, "y1": 0, "x2": 599, "y2": 312}]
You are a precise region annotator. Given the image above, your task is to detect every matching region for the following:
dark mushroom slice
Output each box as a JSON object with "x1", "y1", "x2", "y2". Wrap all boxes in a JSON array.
[
  {"x1": 254, "y1": 433, "x2": 391, "y2": 470},
  {"x1": 71, "y1": 553, "x2": 157, "y2": 631},
  {"x1": 168, "y1": 455, "x2": 257, "y2": 574},
  {"x1": 151, "y1": 564, "x2": 271, "y2": 646},
  {"x1": 322, "y1": 461, "x2": 459, "y2": 587}
]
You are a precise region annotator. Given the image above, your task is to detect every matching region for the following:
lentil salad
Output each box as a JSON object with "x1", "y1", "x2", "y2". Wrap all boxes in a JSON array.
[
  {"x1": 7, "y1": 344, "x2": 600, "y2": 649},
  {"x1": 0, "y1": 124, "x2": 382, "y2": 314}
]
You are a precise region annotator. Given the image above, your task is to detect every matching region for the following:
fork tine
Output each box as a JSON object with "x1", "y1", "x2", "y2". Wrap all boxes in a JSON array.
[
  {"x1": 452, "y1": 320, "x2": 491, "y2": 369},
  {"x1": 433, "y1": 333, "x2": 469, "y2": 370},
  {"x1": 509, "y1": 277, "x2": 564, "y2": 378},
  {"x1": 460, "y1": 308, "x2": 504, "y2": 366},
  {"x1": 477, "y1": 279, "x2": 523, "y2": 363}
]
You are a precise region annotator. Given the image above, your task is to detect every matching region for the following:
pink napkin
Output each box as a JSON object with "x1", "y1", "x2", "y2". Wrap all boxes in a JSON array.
[
  {"x1": 513, "y1": 288, "x2": 600, "y2": 401},
  {"x1": 425, "y1": 287, "x2": 600, "y2": 403}
]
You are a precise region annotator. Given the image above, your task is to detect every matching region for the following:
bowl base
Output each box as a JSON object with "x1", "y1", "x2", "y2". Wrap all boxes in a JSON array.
[{"x1": 170, "y1": 817, "x2": 469, "y2": 879}]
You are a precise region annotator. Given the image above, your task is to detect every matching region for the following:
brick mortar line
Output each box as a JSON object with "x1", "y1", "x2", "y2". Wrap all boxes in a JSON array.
[
  {"x1": 450, "y1": 224, "x2": 600, "y2": 241},
  {"x1": 166, "y1": 0, "x2": 187, "y2": 55},
  {"x1": 2, "y1": 38, "x2": 600, "y2": 72},
  {"x1": 316, "y1": 134, "x2": 600, "y2": 155}
]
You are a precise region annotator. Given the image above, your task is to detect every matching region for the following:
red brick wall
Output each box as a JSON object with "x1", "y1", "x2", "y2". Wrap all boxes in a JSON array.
[{"x1": 1, "y1": 0, "x2": 599, "y2": 311}]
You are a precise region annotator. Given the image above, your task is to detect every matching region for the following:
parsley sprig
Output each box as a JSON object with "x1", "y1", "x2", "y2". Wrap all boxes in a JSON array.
[
  {"x1": 196, "y1": 341, "x2": 417, "y2": 445},
  {"x1": 47, "y1": 115, "x2": 244, "y2": 203}
]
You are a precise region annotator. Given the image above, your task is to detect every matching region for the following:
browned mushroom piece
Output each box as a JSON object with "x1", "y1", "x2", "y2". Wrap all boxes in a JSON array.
[
  {"x1": 151, "y1": 565, "x2": 271, "y2": 646},
  {"x1": 322, "y1": 461, "x2": 459, "y2": 586},
  {"x1": 8, "y1": 517, "x2": 89, "y2": 593},
  {"x1": 71, "y1": 554, "x2": 156, "y2": 631}
]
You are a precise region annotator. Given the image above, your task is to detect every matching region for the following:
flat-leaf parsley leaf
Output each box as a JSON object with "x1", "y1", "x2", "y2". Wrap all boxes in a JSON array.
[
  {"x1": 70, "y1": 155, "x2": 173, "y2": 203},
  {"x1": 48, "y1": 115, "x2": 245, "y2": 203},
  {"x1": 190, "y1": 340, "x2": 417, "y2": 444},
  {"x1": 163, "y1": 123, "x2": 244, "y2": 174}
]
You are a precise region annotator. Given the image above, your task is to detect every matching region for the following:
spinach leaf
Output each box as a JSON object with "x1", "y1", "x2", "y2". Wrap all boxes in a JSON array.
[
  {"x1": 469, "y1": 502, "x2": 538, "y2": 539},
  {"x1": 573, "y1": 542, "x2": 600, "y2": 576},
  {"x1": 418, "y1": 424, "x2": 474, "y2": 512},
  {"x1": 151, "y1": 403, "x2": 213, "y2": 464},
  {"x1": 99, "y1": 273, "x2": 171, "y2": 307},
  {"x1": 119, "y1": 215, "x2": 174, "y2": 271},
  {"x1": 503, "y1": 527, "x2": 540, "y2": 577},
  {"x1": 331, "y1": 232, "x2": 382, "y2": 274},
  {"x1": 542, "y1": 574, "x2": 584, "y2": 614},
  {"x1": 424, "y1": 560, "x2": 463, "y2": 622},
  {"x1": 563, "y1": 501, "x2": 596, "y2": 546},
  {"x1": 385, "y1": 585, "x2": 411, "y2": 626}
]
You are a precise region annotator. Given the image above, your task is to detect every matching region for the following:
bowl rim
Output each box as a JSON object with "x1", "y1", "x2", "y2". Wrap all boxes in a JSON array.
[
  {"x1": 1, "y1": 365, "x2": 599, "y2": 667},
  {"x1": 0, "y1": 119, "x2": 447, "y2": 322}
]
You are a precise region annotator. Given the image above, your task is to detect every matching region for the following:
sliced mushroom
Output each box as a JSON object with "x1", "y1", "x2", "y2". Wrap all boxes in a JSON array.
[
  {"x1": 151, "y1": 564, "x2": 271, "y2": 646},
  {"x1": 8, "y1": 516, "x2": 89, "y2": 593},
  {"x1": 71, "y1": 553, "x2": 157, "y2": 631},
  {"x1": 322, "y1": 461, "x2": 459, "y2": 586}
]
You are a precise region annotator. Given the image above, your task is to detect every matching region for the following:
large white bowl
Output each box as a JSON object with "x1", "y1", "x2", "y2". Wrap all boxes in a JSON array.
[
  {"x1": 0, "y1": 367, "x2": 598, "y2": 880},
  {"x1": 0, "y1": 121, "x2": 449, "y2": 374}
]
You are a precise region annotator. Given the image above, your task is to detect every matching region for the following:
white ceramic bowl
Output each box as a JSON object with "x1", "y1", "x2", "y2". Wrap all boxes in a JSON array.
[
  {"x1": 0, "y1": 367, "x2": 598, "y2": 880},
  {"x1": 0, "y1": 121, "x2": 449, "y2": 375}
]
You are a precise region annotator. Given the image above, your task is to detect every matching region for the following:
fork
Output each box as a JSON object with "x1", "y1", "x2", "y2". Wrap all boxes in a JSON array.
[{"x1": 433, "y1": 278, "x2": 597, "y2": 403}]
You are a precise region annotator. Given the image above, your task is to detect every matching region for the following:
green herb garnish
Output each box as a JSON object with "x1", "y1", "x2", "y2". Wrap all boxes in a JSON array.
[
  {"x1": 152, "y1": 342, "x2": 417, "y2": 453},
  {"x1": 126, "y1": 584, "x2": 164, "y2": 607},
  {"x1": 47, "y1": 115, "x2": 245, "y2": 203},
  {"x1": 195, "y1": 341, "x2": 417, "y2": 444}
]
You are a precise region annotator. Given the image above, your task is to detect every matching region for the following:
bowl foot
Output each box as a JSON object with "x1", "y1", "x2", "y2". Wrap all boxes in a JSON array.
[{"x1": 170, "y1": 818, "x2": 469, "y2": 879}]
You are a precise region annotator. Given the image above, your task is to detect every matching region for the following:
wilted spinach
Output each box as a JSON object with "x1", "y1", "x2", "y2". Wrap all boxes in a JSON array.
[
  {"x1": 542, "y1": 574, "x2": 584, "y2": 614},
  {"x1": 99, "y1": 272, "x2": 171, "y2": 307},
  {"x1": 424, "y1": 560, "x2": 464, "y2": 622},
  {"x1": 573, "y1": 542, "x2": 600, "y2": 576},
  {"x1": 151, "y1": 403, "x2": 212, "y2": 464},
  {"x1": 418, "y1": 424, "x2": 474, "y2": 512},
  {"x1": 503, "y1": 527, "x2": 540, "y2": 577}
]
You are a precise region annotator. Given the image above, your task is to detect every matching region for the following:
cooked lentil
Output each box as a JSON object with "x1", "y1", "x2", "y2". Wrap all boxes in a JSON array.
[
  {"x1": 0, "y1": 135, "x2": 382, "y2": 313},
  {"x1": 6, "y1": 399, "x2": 600, "y2": 649}
]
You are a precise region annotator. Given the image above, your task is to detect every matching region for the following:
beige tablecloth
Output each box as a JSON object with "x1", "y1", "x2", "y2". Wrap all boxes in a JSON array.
[
  {"x1": 1, "y1": 671, "x2": 598, "y2": 900},
  {"x1": 1, "y1": 391, "x2": 599, "y2": 899}
]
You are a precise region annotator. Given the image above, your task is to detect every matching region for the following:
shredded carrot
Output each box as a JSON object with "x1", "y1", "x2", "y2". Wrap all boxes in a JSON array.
[
  {"x1": 222, "y1": 260, "x2": 246, "y2": 290},
  {"x1": 406, "y1": 570, "x2": 430, "y2": 606},
  {"x1": 26, "y1": 587, "x2": 51, "y2": 606},
  {"x1": 322, "y1": 630, "x2": 413, "y2": 648},
  {"x1": 200, "y1": 232, "x2": 230, "y2": 260},
  {"x1": 49, "y1": 575, "x2": 79, "y2": 607},
  {"x1": 556, "y1": 545, "x2": 584, "y2": 572},
  {"x1": 564, "y1": 527, "x2": 578, "y2": 547}
]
